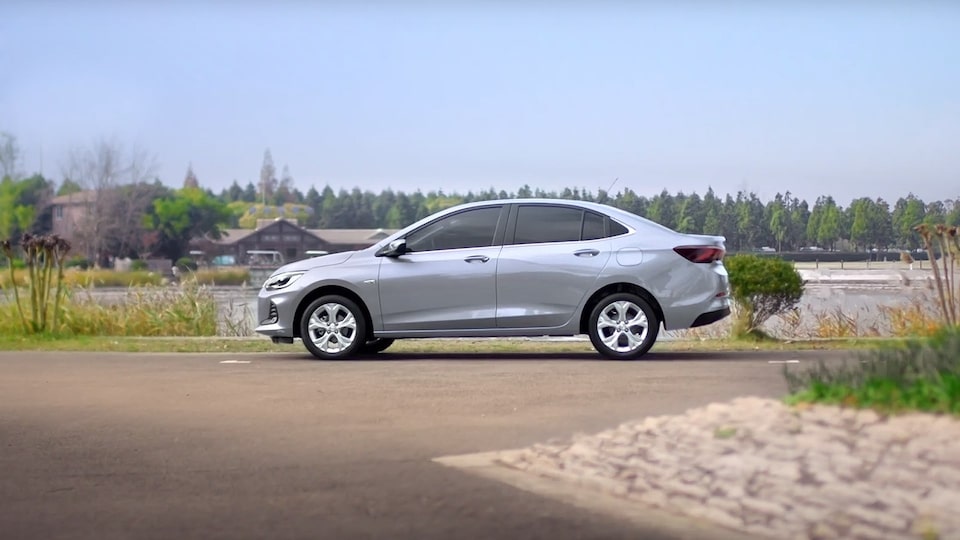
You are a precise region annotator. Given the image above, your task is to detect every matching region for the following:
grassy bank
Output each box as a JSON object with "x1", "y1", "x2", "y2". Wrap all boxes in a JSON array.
[{"x1": 785, "y1": 328, "x2": 960, "y2": 415}]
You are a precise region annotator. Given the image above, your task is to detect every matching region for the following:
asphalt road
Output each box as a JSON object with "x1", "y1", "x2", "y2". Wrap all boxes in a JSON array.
[{"x1": 0, "y1": 349, "x2": 850, "y2": 540}]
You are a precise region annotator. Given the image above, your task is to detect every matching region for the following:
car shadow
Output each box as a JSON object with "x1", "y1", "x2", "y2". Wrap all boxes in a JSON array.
[{"x1": 269, "y1": 350, "x2": 823, "y2": 363}]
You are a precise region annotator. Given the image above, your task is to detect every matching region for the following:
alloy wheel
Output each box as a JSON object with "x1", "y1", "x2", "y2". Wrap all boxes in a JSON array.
[
  {"x1": 596, "y1": 300, "x2": 649, "y2": 353},
  {"x1": 306, "y1": 302, "x2": 358, "y2": 354}
]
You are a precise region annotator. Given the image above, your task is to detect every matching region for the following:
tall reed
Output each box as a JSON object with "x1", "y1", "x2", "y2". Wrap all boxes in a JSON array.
[
  {"x1": 1, "y1": 234, "x2": 71, "y2": 333},
  {"x1": 914, "y1": 224, "x2": 959, "y2": 326}
]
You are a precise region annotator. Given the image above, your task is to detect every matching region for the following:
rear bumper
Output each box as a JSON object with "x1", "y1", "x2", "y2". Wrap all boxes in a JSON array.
[{"x1": 690, "y1": 307, "x2": 731, "y2": 328}]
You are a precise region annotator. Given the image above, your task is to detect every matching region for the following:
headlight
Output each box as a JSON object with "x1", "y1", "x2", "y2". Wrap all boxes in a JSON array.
[{"x1": 263, "y1": 271, "x2": 304, "y2": 291}]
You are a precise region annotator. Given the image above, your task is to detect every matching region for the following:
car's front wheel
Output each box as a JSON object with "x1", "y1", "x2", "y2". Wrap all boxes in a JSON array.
[
  {"x1": 300, "y1": 295, "x2": 367, "y2": 360},
  {"x1": 588, "y1": 293, "x2": 659, "y2": 360}
]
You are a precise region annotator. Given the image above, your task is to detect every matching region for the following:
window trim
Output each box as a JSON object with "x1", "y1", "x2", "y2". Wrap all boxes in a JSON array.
[{"x1": 581, "y1": 210, "x2": 607, "y2": 241}]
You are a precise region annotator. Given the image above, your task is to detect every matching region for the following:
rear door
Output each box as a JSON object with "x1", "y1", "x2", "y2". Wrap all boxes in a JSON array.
[{"x1": 496, "y1": 204, "x2": 611, "y2": 328}]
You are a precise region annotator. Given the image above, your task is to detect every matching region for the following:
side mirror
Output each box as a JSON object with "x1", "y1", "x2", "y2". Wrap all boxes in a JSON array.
[{"x1": 376, "y1": 239, "x2": 408, "y2": 258}]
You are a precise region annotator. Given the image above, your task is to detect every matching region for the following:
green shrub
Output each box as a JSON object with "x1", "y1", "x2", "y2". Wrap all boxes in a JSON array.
[
  {"x1": 65, "y1": 256, "x2": 90, "y2": 270},
  {"x1": 130, "y1": 259, "x2": 149, "y2": 271},
  {"x1": 189, "y1": 268, "x2": 250, "y2": 286},
  {"x1": 725, "y1": 254, "x2": 804, "y2": 339},
  {"x1": 0, "y1": 258, "x2": 26, "y2": 269},
  {"x1": 176, "y1": 257, "x2": 198, "y2": 272},
  {"x1": 68, "y1": 269, "x2": 163, "y2": 287},
  {"x1": 785, "y1": 327, "x2": 960, "y2": 415}
]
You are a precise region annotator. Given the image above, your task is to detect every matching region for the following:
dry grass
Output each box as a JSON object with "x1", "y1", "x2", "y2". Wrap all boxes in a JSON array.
[
  {"x1": 0, "y1": 267, "x2": 251, "y2": 289},
  {"x1": 0, "y1": 283, "x2": 218, "y2": 337},
  {"x1": 1, "y1": 268, "x2": 162, "y2": 288},
  {"x1": 790, "y1": 294, "x2": 943, "y2": 339},
  {"x1": 189, "y1": 268, "x2": 250, "y2": 287},
  {"x1": 879, "y1": 301, "x2": 945, "y2": 338},
  {"x1": 673, "y1": 288, "x2": 947, "y2": 342}
]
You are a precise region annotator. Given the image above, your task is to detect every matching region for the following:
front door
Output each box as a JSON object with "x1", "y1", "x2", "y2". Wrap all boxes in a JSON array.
[{"x1": 378, "y1": 206, "x2": 505, "y2": 331}]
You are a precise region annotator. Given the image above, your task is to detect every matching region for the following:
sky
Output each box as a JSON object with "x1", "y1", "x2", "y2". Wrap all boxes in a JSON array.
[{"x1": 2, "y1": 1, "x2": 958, "y2": 207}]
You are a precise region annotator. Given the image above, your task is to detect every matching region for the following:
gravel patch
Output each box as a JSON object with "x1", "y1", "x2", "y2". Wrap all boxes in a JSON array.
[{"x1": 494, "y1": 397, "x2": 960, "y2": 540}]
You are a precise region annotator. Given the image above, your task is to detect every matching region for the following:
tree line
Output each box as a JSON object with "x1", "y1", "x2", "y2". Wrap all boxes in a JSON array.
[
  {"x1": 1, "y1": 135, "x2": 958, "y2": 261},
  {"x1": 220, "y1": 181, "x2": 957, "y2": 254}
]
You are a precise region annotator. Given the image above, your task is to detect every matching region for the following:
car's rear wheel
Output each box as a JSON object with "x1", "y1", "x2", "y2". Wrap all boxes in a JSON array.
[
  {"x1": 300, "y1": 295, "x2": 367, "y2": 360},
  {"x1": 588, "y1": 293, "x2": 659, "y2": 360},
  {"x1": 360, "y1": 338, "x2": 395, "y2": 354}
]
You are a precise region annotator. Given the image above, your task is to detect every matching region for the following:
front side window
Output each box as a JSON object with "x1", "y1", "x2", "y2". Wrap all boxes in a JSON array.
[
  {"x1": 514, "y1": 206, "x2": 584, "y2": 244},
  {"x1": 405, "y1": 207, "x2": 502, "y2": 252}
]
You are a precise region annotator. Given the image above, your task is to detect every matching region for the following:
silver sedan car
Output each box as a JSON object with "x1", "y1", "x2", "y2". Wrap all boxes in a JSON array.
[{"x1": 256, "y1": 199, "x2": 730, "y2": 360}]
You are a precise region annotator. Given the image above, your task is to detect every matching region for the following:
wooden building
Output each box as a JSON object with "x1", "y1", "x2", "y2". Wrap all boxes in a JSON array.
[{"x1": 194, "y1": 219, "x2": 396, "y2": 266}]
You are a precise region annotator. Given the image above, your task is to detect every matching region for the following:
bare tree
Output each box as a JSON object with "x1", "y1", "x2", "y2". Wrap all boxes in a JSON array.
[
  {"x1": 110, "y1": 181, "x2": 168, "y2": 259},
  {"x1": 259, "y1": 149, "x2": 276, "y2": 205},
  {"x1": 0, "y1": 132, "x2": 22, "y2": 180},
  {"x1": 275, "y1": 164, "x2": 294, "y2": 204},
  {"x1": 61, "y1": 138, "x2": 159, "y2": 265}
]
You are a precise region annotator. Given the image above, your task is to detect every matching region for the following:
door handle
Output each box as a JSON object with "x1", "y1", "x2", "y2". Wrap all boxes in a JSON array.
[
  {"x1": 464, "y1": 255, "x2": 490, "y2": 263},
  {"x1": 574, "y1": 249, "x2": 600, "y2": 257}
]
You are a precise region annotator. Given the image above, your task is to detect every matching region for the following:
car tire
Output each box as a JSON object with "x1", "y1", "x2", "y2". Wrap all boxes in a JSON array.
[
  {"x1": 360, "y1": 338, "x2": 395, "y2": 355},
  {"x1": 588, "y1": 293, "x2": 659, "y2": 360},
  {"x1": 300, "y1": 295, "x2": 367, "y2": 360}
]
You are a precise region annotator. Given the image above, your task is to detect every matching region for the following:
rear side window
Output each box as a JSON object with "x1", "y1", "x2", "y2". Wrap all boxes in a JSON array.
[
  {"x1": 514, "y1": 206, "x2": 583, "y2": 244},
  {"x1": 610, "y1": 220, "x2": 628, "y2": 237},
  {"x1": 582, "y1": 212, "x2": 605, "y2": 241}
]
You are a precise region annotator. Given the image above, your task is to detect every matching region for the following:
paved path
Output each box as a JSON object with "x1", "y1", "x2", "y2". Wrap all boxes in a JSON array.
[{"x1": 0, "y1": 349, "x2": 848, "y2": 540}]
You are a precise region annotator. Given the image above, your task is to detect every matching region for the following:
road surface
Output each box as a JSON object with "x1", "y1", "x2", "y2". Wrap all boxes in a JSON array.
[{"x1": 0, "y1": 349, "x2": 850, "y2": 540}]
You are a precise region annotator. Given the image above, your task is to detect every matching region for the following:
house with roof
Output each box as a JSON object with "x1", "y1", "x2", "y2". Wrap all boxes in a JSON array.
[
  {"x1": 193, "y1": 218, "x2": 396, "y2": 266},
  {"x1": 50, "y1": 190, "x2": 97, "y2": 246},
  {"x1": 51, "y1": 190, "x2": 395, "y2": 266}
]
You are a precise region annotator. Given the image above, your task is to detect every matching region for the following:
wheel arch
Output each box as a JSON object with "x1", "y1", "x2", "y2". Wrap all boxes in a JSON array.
[
  {"x1": 579, "y1": 283, "x2": 665, "y2": 334},
  {"x1": 293, "y1": 285, "x2": 374, "y2": 340}
]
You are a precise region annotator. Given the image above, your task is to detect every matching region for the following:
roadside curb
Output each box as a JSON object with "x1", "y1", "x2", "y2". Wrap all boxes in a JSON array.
[
  {"x1": 433, "y1": 451, "x2": 756, "y2": 540},
  {"x1": 796, "y1": 269, "x2": 934, "y2": 286}
]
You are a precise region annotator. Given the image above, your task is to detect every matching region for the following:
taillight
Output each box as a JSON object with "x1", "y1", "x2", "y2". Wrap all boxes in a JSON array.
[{"x1": 674, "y1": 246, "x2": 724, "y2": 263}]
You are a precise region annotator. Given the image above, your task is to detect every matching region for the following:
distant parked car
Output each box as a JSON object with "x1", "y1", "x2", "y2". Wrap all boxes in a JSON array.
[{"x1": 256, "y1": 199, "x2": 731, "y2": 360}]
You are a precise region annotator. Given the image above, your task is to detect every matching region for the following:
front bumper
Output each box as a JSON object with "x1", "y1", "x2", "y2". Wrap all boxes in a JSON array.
[{"x1": 254, "y1": 288, "x2": 299, "y2": 338}]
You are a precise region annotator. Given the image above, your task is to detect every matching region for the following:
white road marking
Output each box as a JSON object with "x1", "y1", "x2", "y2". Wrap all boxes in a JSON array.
[
  {"x1": 220, "y1": 360, "x2": 252, "y2": 364},
  {"x1": 767, "y1": 360, "x2": 800, "y2": 364}
]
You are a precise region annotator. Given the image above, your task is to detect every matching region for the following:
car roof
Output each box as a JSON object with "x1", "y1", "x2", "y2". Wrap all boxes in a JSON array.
[
  {"x1": 461, "y1": 198, "x2": 678, "y2": 233},
  {"x1": 368, "y1": 198, "x2": 680, "y2": 250}
]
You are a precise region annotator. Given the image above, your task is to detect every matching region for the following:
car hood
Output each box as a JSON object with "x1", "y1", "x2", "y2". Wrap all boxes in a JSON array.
[{"x1": 275, "y1": 251, "x2": 356, "y2": 273}]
